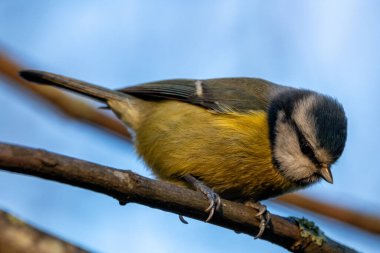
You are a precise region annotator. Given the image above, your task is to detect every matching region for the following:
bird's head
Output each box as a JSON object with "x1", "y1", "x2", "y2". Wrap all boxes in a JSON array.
[{"x1": 268, "y1": 89, "x2": 347, "y2": 186}]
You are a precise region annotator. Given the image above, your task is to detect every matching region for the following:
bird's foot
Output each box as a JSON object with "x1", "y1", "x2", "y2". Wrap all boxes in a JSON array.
[
  {"x1": 183, "y1": 174, "x2": 221, "y2": 222},
  {"x1": 178, "y1": 215, "x2": 189, "y2": 224},
  {"x1": 245, "y1": 201, "x2": 271, "y2": 239}
]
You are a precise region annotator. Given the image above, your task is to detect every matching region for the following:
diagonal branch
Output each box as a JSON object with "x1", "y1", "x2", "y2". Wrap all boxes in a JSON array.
[
  {"x1": 0, "y1": 209, "x2": 89, "y2": 253},
  {"x1": 0, "y1": 51, "x2": 129, "y2": 139},
  {"x1": 0, "y1": 142, "x2": 357, "y2": 253},
  {"x1": 277, "y1": 194, "x2": 380, "y2": 235}
]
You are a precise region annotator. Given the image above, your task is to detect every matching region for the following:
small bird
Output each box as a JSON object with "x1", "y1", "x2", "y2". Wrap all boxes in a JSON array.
[{"x1": 20, "y1": 70, "x2": 347, "y2": 237}]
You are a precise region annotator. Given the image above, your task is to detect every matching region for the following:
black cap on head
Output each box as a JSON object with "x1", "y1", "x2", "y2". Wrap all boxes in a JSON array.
[
  {"x1": 268, "y1": 89, "x2": 312, "y2": 148},
  {"x1": 312, "y1": 96, "x2": 347, "y2": 161},
  {"x1": 268, "y1": 89, "x2": 347, "y2": 165}
]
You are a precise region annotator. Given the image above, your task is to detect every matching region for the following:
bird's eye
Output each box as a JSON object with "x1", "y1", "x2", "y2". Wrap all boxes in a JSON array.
[
  {"x1": 300, "y1": 138, "x2": 322, "y2": 167},
  {"x1": 300, "y1": 141, "x2": 313, "y2": 157},
  {"x1": 293, "y1": 122, "x2": 322, "y2": 167}
]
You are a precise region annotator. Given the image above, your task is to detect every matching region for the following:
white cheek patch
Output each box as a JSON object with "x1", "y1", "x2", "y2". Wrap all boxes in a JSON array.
[
  {"x1": 292, "y1": 95, "x2": 332, "y2": 164},
  {"x1": 293, "y1": 96, "x2": 318, "y2": 148},
  {"x1": 273, "y1": 111, "x2": 316, "y2": 182}
]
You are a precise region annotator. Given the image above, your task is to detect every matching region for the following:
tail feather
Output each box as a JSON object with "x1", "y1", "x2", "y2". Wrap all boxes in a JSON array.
[
  {"x1": 19, "y1": 70, "x2": 127, "y2": 102},
  {"x1": 20, "y1": 70, "x2": 145, "y2": 130}
]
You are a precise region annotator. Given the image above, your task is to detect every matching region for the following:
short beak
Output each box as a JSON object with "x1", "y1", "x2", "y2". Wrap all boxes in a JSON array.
[{"x1": 319, "y1": 165, "x2": 333, "y2": 184}]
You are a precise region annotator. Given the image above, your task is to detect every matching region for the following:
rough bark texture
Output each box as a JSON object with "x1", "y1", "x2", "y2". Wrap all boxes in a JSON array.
[
  {"x1": 0, "y1": 142, "x2": 357, "y2": 253},
  {"x1": 0, "y1": 210, "x2": 89, "y2": 253}
]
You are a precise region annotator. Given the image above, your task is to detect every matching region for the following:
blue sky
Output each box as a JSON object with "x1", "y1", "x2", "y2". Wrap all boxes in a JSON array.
[{"x1": 1, "y1": 1, "x2": 380, "y2": 252}]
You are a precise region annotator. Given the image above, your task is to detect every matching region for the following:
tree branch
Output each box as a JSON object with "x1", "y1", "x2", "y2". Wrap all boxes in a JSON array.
[
  {"x1": 277, "y1": 194, "x2": 380, "y2": 235},
  {"x1": 0, "y1": 51, "x2": 130, "y2": 140},
  {"x1": 0, "y1": 209, "x2": 89, "y2": 253},
  {"x1": 0, "y1": 142, "x2": 357, "y2": 253}
]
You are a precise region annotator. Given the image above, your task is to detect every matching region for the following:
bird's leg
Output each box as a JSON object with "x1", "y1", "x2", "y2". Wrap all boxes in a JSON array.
[
  {"x1": 183, "y1": 174, "x2": 221, "y2": 222},
  {"x1": 244, "y1": 200, "x2": 271, "y2": 239}
]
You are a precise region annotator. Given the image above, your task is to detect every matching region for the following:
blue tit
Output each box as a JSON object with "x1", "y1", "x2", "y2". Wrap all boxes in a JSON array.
[{"x1": 20, "y1": 70, "x2": 347, "y2": 237}]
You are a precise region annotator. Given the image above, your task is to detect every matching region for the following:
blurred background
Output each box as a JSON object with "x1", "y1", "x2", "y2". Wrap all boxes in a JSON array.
[{"x1": 0, "y1": 1, "x2": 379, "y2": 252}]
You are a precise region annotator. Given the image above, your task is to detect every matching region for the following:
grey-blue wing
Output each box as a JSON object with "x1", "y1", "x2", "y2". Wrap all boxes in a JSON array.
[{"x1": 119, "y1": 77, "x2": 288, "y2": 113}]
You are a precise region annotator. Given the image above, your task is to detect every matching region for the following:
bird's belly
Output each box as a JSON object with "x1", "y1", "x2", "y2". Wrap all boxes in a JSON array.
[{"x1": 135, "y1": 101, "x2": 295, "y2": 201}]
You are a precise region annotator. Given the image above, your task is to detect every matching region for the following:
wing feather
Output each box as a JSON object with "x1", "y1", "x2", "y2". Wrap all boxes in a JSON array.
[{"x1": 119, "y1": 78, "x2": 287, "y2": 113}]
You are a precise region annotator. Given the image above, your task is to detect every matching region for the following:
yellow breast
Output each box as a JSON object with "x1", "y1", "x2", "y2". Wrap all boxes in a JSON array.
[{"x1": 135, "y1": 100, "x2": 295, "y2": 201}]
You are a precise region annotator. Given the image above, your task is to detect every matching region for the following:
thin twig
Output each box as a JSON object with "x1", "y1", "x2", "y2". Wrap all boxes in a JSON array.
[
  {"x1": 0, "y1": 51, "x2": 129, "y2": 139},
  {"x1": 276, "y1": 194, "x2": 380, "y2": 235},
  {"x1": 0, "y1": 142, "x2": 357, "y2": 253}
]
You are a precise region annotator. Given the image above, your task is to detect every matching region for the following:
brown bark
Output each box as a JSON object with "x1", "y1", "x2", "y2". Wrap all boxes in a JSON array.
[
  {"x1": 0, "y1": 142, "x2": 357, "y2": 253},
  {"x1": 0, "y1": 210, "x2": 89, "y2": 253},
  {"x1": 0, "y1": 51, "x2": 129, "y2": 139},
  {"x1": 276, "y1": 194, "x2": 380, "y2": 235}
]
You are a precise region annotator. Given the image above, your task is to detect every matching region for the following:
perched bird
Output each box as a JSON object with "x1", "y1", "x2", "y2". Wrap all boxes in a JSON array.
[{"x1": 20, "y1": 70, "x2": 347, "y2": 237}]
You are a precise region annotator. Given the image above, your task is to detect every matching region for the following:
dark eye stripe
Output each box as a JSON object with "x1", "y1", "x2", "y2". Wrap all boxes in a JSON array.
[{"x1": 292, "y1": 122, "x2": 322, "y2": 167}]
